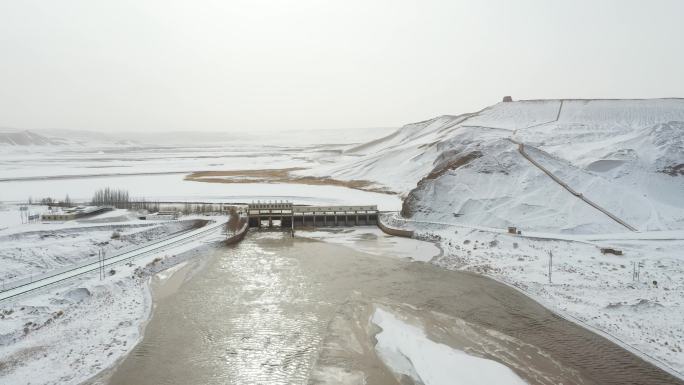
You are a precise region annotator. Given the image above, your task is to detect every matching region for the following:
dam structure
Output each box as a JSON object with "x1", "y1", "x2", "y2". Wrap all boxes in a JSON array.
[{"x1": 247, "y1": 202, "x2": 378, "y2": 231}]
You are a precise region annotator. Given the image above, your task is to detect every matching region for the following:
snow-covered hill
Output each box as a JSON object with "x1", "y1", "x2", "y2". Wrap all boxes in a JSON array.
[
  {"x1": 304, "y1": 99, "x2": 684, "y2": 234},
  {"x1": 0, "y1": 129, "x2": 68, "y2": 146},
  {"x1": 0, "y1": 129, "x2": 150, "y2": 154}
]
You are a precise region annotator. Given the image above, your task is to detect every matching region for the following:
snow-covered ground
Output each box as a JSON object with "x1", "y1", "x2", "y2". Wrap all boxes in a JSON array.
[
  {"x1": 0, "y1": 213, "x2": 226, "y2": 385},
  {"x1": 0, "y1": 209, "x2": 201, "y2": 283},
  {"x1": 1, "y1": 175, "x2": 401, "y2": 210},
  {"x1": 0, "y1": 271, "x2": 151, "y2": 384},
  {"x1": 0, "y1": 127, "x2": 394, "y2": 181}
]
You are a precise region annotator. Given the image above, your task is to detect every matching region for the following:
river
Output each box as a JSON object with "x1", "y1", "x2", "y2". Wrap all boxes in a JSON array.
[{"x1": 94, "y1": 229, "x2": 680, "y2": 385}]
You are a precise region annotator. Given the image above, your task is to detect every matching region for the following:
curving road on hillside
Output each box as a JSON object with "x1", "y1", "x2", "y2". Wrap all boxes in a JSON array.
[{"x1": 508, "y1": 138, "x2": 638, "y2": 232}]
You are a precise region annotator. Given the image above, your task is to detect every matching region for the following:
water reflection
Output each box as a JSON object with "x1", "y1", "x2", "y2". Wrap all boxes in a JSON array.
[{"x1": 215, "y1": 235, "x2": 324, "y2": 384}]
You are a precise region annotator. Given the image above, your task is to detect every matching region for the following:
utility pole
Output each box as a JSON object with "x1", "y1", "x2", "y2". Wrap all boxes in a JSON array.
[
  {"x1": 632, "y1": 261, "x2": 636, "y2": 281},
  {"x1": 548, "y1": 251, "x2": 553, "y2": 284},
  {"x1": 99, "y1": 248, "x2": 106, "y2": 280}
]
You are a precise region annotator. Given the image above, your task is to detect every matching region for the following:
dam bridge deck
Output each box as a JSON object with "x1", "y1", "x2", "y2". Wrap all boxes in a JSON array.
[{"x1": 247, "y1": 202, "x2": 378, "y2": 229}]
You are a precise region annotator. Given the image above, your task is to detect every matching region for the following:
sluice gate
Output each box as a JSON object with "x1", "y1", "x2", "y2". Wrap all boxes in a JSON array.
[{"x1": 247, "y1": 202, "x2": 378, "y2": 230}]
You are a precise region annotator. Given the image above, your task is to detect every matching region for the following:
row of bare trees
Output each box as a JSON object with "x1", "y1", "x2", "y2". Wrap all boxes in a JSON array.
[
  {"x1": 26, "y1": 195, "x2": 73, "y2": 208},
  {"x1": 130, "y1": 199, "x2": 161, "y2": 212},
  {"x1": 90, "y1": 187, "x2": 130, "y2": 208},
  {"x1": 181, "y1": 202, "x2": 224, "y2": 215},
  {"x1": 28, "y1": 188, "x2": 237, "y2": 218}
]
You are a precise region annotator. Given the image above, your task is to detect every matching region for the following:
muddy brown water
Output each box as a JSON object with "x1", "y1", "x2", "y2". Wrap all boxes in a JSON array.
[{"x1": 100, "y1": 231, "x2": 681, "y2": 385}]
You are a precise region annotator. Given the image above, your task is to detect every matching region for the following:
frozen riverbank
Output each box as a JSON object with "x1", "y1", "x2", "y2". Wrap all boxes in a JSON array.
[{"x1": 381, "y1": 213, "x2": 684, "y2": 378}]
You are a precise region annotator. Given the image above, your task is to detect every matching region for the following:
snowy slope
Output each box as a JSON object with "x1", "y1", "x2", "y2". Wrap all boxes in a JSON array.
[
  {"x1": 0, "y1": 129, "x2": 67, "y2": 146},
  {"x1": 0, "y1": 128, "x2": 153, "y2": 151},
  {"x1": 304, "y1": 114, "x2": 477, "y2": 194},
  {"x1": 304, "y1": 99, "x2": 684, "y2": 234}
]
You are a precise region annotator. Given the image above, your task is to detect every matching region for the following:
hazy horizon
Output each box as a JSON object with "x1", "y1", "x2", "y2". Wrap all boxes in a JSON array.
[{"x1": 2, "y1": 0, "x2": 683, "y2": 133}]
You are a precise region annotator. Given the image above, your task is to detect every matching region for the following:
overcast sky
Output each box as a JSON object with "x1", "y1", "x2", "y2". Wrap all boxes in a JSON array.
[{"x1": 1, "y1": 0, "x2": 682, "y2": 133}]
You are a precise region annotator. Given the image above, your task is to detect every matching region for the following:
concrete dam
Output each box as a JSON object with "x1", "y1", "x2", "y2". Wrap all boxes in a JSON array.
[{"x1": 246, "y1": 202, "x2": 378, "y2": 229}]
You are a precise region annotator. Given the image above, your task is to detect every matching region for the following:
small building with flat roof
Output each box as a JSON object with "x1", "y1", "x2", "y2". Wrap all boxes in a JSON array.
[{"x1": 41, "y1": 206, "x2": 112, "y2": 221}]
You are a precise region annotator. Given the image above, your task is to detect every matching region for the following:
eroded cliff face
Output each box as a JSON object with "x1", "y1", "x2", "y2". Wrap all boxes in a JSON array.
[{"x1": 401, "y1": 150, "x2": 483, "y2": 217}]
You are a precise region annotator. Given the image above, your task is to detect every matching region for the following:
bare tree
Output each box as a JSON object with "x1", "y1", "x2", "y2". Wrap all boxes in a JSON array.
[
  {"x1": 40, "y1": 197, "x2": 54, "y2": 206},
  {"x1": 226, "y1": 207, "x2": 241, "y2": 234},
  {"x1": 91, "y1": 187, "x2": 130, "y2": 208}
]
